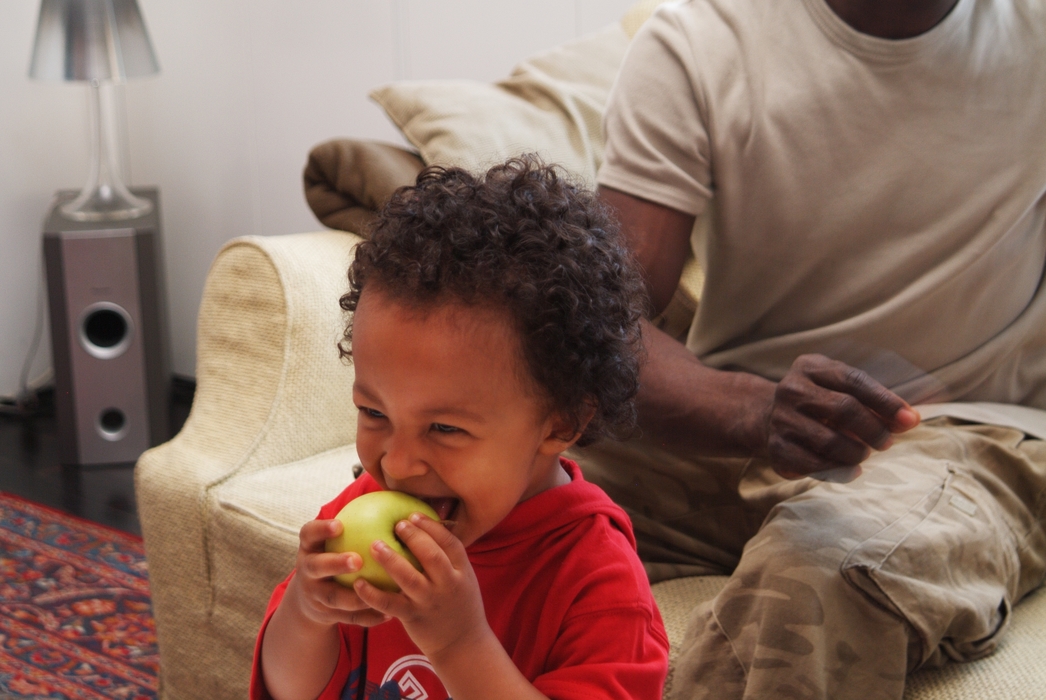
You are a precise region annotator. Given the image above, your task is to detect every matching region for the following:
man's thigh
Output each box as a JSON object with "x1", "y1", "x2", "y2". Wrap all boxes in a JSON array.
[
  {"x1": 829, "y1": 418, "x2": 1046, "y2": 666},
  {"x1": 578, "y1": 417, "x2": 1046, "y2": 670},
  {"x1": 667, "y1": 419, "x2": 1046, "y2": 699},
  {"x1": 568, "y1": 434, "x2": 815, "y2": 582},
  {"x1": 573, "y1": 418, "x2": 1046, "y2": 594}
]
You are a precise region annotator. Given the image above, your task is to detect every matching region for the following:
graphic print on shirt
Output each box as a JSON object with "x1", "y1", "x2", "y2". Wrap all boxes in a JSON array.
[
  {"x1": 378, "y1": 654, "x2": 446, "y2": 699},
  {"x1": 339, "y1": 653, "x2": 450, "y2": 700}
]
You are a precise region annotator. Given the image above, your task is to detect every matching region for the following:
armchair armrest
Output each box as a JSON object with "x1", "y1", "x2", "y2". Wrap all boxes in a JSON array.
[{"x1": 135, "y1": 230, "x2": 363, "y2": 699}]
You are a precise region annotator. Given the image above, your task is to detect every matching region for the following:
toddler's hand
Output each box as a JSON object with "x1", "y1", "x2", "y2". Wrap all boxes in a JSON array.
[
  {"x1": 353, "y1": 515, "x2": 491, "y2": 663},
  {"x1": 283, "y1": 518, "x2": 390, "y2": 629}
]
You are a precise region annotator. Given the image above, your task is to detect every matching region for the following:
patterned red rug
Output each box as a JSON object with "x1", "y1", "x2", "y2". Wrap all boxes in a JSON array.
[{"x1": 0, "y1": 493, "x2": 157, "y2": 699}]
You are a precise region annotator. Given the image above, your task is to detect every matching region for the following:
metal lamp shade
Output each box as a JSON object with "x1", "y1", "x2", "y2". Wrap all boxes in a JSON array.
[
  {"x1": 28, "y1": 0, "x2": 160, "y2": 220},
  {"x1": 29, "y1": 0, "x2": 159, "y2": 83}
]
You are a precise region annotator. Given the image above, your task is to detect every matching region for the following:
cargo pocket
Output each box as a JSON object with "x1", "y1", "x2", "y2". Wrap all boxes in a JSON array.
[{"x1": 841, "y1": 462, "x2": 1019, "y2": 670}]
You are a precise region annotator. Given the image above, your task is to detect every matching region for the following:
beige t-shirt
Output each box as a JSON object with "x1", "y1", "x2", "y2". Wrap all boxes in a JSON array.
[{"x1": 599, "y1": 0, "x2": 1046, "y2": 427}]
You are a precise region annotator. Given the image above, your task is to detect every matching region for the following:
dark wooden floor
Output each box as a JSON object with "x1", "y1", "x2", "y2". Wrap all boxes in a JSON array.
[{"x1": 0, "y1": 378, "x2": 193, "y2": 536}]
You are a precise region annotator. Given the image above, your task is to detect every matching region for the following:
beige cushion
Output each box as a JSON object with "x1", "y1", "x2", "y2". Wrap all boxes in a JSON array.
[
  {"x1": 368, "y1": 0, "x2": 676, "y2": 185},
  {"x1": 371, "y1": 22, "x2": 629, "y2": 187},
  {"x1": 652, "y1": 575, "x2": 729, "y2": 699}
]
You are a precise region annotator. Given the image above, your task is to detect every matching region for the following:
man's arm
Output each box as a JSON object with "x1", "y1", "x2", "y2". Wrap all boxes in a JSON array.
[
  {"x1": 601, "y1": 186, "x2": 920, "y2": 477},
  {"x1": 601, "y1": 186, "x2": 777, "y2": 457}
]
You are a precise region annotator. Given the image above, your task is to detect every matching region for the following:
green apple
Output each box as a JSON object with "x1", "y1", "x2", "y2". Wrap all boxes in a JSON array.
[{"x1": 325, "y1": 491, "x2": 439, "y2": 592}]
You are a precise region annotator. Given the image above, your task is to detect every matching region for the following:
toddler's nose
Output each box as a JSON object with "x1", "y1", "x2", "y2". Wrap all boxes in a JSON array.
[{"x1": 379, "y1": 436, "x2": 429, "y2": 482}]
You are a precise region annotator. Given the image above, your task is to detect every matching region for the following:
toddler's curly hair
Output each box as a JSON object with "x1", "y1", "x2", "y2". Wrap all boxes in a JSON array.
[{"x1": 339, "y1": 155, "x2": 647, "y2": 446}]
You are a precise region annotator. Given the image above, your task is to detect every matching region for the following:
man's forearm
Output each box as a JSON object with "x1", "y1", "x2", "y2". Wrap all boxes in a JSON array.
[
  {"x1": 636, "y1": 318, "x2": 775, "y2": 457},
  {"x1": 600, "y1": 186, "x2": 774, "y2": 453}
]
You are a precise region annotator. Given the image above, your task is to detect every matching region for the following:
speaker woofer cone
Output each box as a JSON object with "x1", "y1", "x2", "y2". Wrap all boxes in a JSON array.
[
  {"x1": 97, "y1": 407, "x2": 129, "y2": 441},
  {"x1": 79, "y1": 302, "x2": 134, "y2": 359}
]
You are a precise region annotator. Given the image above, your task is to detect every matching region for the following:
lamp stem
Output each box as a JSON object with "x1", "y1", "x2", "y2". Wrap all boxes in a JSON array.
[{"x1": 60, "y1": 80, "x2": 152, "y2": 222}]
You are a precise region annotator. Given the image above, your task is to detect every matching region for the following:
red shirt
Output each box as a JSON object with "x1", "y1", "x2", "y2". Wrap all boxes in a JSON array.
[{"x1": 251, "y1": 459, "x2": 668, "y2": 699}]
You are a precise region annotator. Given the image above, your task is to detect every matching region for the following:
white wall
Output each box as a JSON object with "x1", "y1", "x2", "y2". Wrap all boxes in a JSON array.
[{"x1": 0, "y1": 0, "x2": 635, "y2": 397}]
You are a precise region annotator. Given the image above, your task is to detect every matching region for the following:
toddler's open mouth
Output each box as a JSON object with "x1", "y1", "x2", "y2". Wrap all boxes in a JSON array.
[{"x1": 419, "y1": 496, "x2": 459, "y2": 524}]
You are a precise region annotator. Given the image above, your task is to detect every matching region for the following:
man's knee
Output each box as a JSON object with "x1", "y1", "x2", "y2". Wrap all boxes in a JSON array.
[{"x1": 673, "y1": 560, "x2": 911, "y2": 700}]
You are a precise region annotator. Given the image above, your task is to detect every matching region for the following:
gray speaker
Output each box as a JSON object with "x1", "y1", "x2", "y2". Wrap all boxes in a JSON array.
[{"x1": 43, "y1": 188, "x2": 169, "y2": 466}]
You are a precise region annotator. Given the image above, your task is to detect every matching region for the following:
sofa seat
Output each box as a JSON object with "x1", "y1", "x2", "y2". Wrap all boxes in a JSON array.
[{"x1": 206, "y1": 444, "x2": 363, "y2": 651}]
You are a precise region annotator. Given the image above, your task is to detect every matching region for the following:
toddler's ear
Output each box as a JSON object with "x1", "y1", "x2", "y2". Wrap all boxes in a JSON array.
[{"x1": 540, "y1": 401, "x2": 597, "y2": 454}]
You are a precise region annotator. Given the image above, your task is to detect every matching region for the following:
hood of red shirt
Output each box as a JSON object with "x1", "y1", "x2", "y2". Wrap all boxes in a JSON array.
[{"x1": 466, "y1": 458, "x2": 637, "y2": 557}]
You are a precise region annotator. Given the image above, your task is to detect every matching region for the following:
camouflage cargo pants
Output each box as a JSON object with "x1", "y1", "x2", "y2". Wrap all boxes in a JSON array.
[{"x1": 569, "y1": 417, "x2": 1046, "y2": 700}]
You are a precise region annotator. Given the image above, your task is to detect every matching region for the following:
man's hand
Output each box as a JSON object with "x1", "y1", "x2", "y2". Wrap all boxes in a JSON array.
[
  {"x1": 599, "y1": 187, "x2": 921, "y2": 480},
  {"x1": 765, "y1": 354, "x2": 921, "y2": 480}
]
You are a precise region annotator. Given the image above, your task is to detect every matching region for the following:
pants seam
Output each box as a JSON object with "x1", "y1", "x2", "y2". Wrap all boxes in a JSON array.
[
  {"x1": 839, "y1": 467, "x2": 952, "y2": 573},
  {"x1": 710, "y1": 602, "x2": 750, "y2": 683}
]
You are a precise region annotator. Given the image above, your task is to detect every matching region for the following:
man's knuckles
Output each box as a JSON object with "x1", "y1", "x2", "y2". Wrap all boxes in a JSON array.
[{"x1": 818, "y1": 433, "x2": 869, "y2": 465}]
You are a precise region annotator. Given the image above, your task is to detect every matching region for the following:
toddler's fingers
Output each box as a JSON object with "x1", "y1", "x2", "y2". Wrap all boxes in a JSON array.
[
  {"x1": 300, "y1": 551, "x2": 362, "y2": 581},
  {"x1": 338, "y1": 608, "x2": 392, "y2": 628},
  {"x1": 369, "y1": 538, "x2": 429, "y2": 596},
  {"x1": 353, "y1": 578, "x2": 411, "y2": 620},
  {"x1": 299, "y1": 518, "x2": 342, "y2": 552},
  {"x1": 318, "y1": 585, "x2": 390, "y2": 627},
  {"x1": 392, "y1": 518, "x2": 452, "y2": 579},
  {"x1": 408, "y1": 514, "x2": 468, "y2": 569},
  {"x1": 314, "y1": 578, "x2": 387, "y2": 616}
]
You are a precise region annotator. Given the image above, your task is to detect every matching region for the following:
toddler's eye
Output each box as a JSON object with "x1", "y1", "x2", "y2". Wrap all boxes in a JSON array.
[
  {"x1": 360, "y1": 407, "x2": 386, "y2": 419},
  {"x1": 431, "y1": 423, "x2": 460, "y2": 434}
]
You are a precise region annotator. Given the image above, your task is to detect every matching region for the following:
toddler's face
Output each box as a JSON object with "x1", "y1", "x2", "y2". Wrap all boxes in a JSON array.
[{"x1": 351, "y1": 288, "x2": 572, "y2": 547}]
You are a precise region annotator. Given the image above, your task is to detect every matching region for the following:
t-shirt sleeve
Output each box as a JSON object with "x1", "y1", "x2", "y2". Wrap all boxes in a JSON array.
[
  {"x1": 533, "y1": 606, "x2": 669, "y2": 700},
  {"x1": 599, "y1": 5, "x2": 713, "y2": 217}
]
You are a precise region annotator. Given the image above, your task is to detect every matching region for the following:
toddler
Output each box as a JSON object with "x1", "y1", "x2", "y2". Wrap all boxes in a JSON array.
[{"x1": 251, "y1": 156, "x2": 668, "y2": 700}]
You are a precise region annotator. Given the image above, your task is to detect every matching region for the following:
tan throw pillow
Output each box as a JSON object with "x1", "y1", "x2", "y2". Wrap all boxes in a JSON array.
[
  {"x1": 621, "y1": 0, "x2": 674, "y2": 38},
  {"x1": 369, "y1": 0, "x2": 702, "y2": 323},
  {"x1": 370, "y1": 22, "x2": 630, "y2": 187}
]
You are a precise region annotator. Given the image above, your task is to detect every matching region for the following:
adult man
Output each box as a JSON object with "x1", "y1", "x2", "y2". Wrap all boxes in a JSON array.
[{"x1": 578, "y1": 0, "x2": 1046, "y2": 698}]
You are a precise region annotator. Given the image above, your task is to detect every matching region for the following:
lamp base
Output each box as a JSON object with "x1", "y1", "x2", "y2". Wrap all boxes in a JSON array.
[
  {"x1": 58, "y1": 81, "x2": 154, "y2": 223},
  {"x1": 60, "y1": 183, "x2": 153, "y2": 222}
]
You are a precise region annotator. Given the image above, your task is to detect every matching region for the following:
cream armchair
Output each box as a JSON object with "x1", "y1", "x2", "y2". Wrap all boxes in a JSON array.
[{"x1": 135, "y1": 231, "x2": 365, "y2": 699}]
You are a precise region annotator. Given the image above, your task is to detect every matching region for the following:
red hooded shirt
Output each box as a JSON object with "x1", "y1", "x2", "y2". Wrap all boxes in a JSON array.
[{"x1": 251, "y1": 458, "x2": 669, "y2": 700}]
